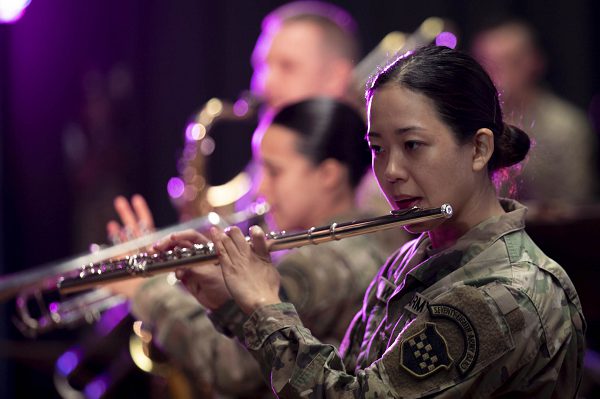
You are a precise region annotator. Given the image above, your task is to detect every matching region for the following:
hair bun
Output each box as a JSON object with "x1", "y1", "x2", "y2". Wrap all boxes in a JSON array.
[{"x1": 491, "y1": 123, "x2": 531, "y2": 170}]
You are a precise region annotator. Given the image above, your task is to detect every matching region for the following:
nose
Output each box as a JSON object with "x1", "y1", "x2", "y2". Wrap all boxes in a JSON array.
[
  {"x1": 383, "y1": 149, "x2": 408, "y2": 183},
  {"x1": 263, "y1": 69, "x2": 277, "y2": 101}
]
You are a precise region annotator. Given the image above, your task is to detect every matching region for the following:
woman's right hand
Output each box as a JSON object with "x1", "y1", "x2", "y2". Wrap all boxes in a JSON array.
[{"x1": 210, "y1": 225, "x2": 282, "y2": 315}]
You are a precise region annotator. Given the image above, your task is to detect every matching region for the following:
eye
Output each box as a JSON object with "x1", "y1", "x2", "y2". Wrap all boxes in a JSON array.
[
  {"x1": 368, "y1": 143, "x2": 384, "y2": 156},
  {"x1": 404, "y1": 141, "x2": 422, "y2": 151},
  {"x1": 278, "y1": 59, "x2": 295, "y2": 73},
  {"x1": 262, "y1": 164, "x2": 280, "y2": 179}
]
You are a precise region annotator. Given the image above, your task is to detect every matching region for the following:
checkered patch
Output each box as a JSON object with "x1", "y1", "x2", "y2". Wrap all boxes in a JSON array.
[{"x1": 400, "y1": 322, "x2": 453, "y2": 378}]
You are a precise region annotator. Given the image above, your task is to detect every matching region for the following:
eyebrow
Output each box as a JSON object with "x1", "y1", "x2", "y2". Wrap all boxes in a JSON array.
[{"x1": 365, "y1": 126, "x2": 423, "y2": 140}]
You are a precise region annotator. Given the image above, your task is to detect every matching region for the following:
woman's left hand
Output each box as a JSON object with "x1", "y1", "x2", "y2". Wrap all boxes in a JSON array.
[
  {"x1": 153, "y1": 230, "x2": 232, "y2": 310},
  {"x1": 211, "y1": 225, "x2": 281, "y2": 315}
]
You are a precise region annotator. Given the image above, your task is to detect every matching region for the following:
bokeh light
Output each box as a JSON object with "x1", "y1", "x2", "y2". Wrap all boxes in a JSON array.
[
  {"x1": 0, "y1": 0, "x2": 31, "y2": 23},
  {"x1": 435, "y1": 31, "x2": 457, "y2": 49},
  {"x1": 56, "y1": 348, "x2": 81, "y2": 376},
  {"x1": 233, "y1": 98, "x2": 249, "y2": 116},
  {"x1": 185, "y1": 122, "x2": 206, "y2": 141},
  {"x1": 85, "y1": 376, "x2": 108, "y2": 399},
  {"x1": 167, "y1": 177, "x2": 185, "y2": 199}
]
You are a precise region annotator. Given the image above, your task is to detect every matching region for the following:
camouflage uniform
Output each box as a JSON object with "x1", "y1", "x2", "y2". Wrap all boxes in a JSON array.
[
  {"x1": 130, "y1": 210, "x2": 393, "y2": 396},
  {"x1": 214, "y1": 199, "x2": 586, "y2": 398}
]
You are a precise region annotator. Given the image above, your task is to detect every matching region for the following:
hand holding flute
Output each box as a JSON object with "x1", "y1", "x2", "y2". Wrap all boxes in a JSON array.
[{"x1": 153, "y1": 225, "x2": 280, "y2": 315}]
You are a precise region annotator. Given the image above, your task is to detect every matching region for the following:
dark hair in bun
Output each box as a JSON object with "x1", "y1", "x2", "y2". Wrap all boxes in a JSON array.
[
  {"x1": 489, "y1": 123, "x2": 531, "y2": 171},
  {"x1": 367, "y1": 44, "x2": 530, "y2": 173},
  {"x1": 271, "y1": 97, "x2": 370, "y2": 188}
]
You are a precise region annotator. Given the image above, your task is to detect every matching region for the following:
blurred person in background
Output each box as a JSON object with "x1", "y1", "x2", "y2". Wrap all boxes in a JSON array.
[
  {"x1": 472, "y1": 19, "x2": 600, "y2": 397},
  {"x1": 249, "y1": 1, "x2": 358, "y2": 111},
  {"x1": 471, "y1": 19, "x2": 598, "y2": 210}
]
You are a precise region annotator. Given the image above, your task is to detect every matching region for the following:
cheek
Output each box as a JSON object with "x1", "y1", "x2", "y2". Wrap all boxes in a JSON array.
[
  {"x1": 372, "y1": 157, "x2": 386, "y2": 183},
  {"x1": 258, "y1": 176, "x2": 274, "y2": 202},
  {"x1": 274, "y1": 176, "x2": 299, "y2": 209},
  {"x1": 426, "y1": 156, "x2": 472, "y2": 204}
]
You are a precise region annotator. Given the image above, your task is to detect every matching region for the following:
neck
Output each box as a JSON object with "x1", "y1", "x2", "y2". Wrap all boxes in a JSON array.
[
  {"x1": 428, "y1": 180, "x2": 504, "y2": 250},
  {"x1": 307, "y1": 187, "x2": 355, "y2": 228}
]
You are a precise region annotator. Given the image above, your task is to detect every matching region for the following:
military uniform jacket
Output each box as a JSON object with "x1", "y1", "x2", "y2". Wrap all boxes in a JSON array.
[
  {"x1": 130, "y1": 210, "x2": 391, "y2": 395},
  {"x1": 219, "y1": 200, "x2": 586, "y2": 398}
]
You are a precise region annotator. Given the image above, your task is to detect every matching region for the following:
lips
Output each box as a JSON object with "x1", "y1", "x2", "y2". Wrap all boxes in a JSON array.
[{"x1": 392, "y1": 197, "x2": 421, "y2": 210}]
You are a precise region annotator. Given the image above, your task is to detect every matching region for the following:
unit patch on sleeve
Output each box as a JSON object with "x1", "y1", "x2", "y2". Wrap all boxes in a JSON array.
[
  {"x1": 428, "y1": 303, "x2": 479, "y2": 376},
  {"x1": 400, "y1": 322, "x2": 453, "y2": 378}
]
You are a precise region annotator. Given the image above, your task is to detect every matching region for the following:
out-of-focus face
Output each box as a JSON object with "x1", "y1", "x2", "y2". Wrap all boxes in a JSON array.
[
  {"x1": 251, "y1": 21, "x2": 341, "y2": 110},
  {"x1": 255, "y1": 124, "x2": 324, "y2": 231},
  {"x1": 366, "y1": 85, "x2": 477, "y2": 234},
  {"x1": 471, "y1": 25, "x2": 539, "y2": 100}
]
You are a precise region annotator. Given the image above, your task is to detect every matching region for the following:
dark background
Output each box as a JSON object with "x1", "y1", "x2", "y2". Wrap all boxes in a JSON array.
[{"x1": 1, "y1": 0, "x2": 599, "y2": 397}]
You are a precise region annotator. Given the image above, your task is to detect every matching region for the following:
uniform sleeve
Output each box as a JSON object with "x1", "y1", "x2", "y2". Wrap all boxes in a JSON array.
[
  {"x1": 130, "y1": 276, "x2": 263, "y2": 395},
  {"x1": 277, "y1": 242, "x2": 381, "y2": 340},
  {"x1": 238, "y1": 284, "x2": 543, "y2": 398}
]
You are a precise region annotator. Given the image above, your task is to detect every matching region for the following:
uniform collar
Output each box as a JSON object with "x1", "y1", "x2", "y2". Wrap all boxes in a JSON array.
[{"x1": 405, "y1": 199, "x2": 527, "y2": 286}]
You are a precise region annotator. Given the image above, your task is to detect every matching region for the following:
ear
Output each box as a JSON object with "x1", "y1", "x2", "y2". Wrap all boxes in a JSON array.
[
  {"x1": 317, "y1": 159, "x2": 347, "y2": 190},
  {"x1": 472, "y1": 128, "x2": 494, "y2": 172}
]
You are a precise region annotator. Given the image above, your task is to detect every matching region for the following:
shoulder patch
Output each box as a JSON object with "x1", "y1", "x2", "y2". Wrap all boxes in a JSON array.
[
  {"x1": 380, "y1": 285, "x2": 516, "y2": 397},
  {"x1": 400, "y1": 322, "x2": 453, "y2": 378},
  {"x1": 429, "y1": 303, "x2": 479, "y2": 376}
]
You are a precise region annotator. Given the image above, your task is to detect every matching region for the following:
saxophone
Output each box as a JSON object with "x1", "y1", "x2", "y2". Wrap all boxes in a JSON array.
[{"x1": 170, "y1": 91, "x2": 262, "y2": 222}]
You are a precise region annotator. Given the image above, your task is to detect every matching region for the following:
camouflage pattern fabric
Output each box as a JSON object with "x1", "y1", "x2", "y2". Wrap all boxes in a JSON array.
[
  {"x1": 224, "y1": 199, "x2": 585, "y2": 398},
  {"x1": 130, "y1": 210, "x2": 393, "y2": 396}
]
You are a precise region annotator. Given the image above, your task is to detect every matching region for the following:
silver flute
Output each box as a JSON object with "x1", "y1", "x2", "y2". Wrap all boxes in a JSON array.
[{"x1": 58, "y1": 204, "x2": 453, "y2": 294}]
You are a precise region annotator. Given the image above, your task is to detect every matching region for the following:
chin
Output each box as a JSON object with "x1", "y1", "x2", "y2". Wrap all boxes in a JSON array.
[{"x1": 403, "y1": 218, "x2": 445, "y2": 235}]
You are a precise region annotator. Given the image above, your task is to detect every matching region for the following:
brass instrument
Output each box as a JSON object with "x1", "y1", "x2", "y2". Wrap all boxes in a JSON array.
[
  {"x1": 58, "y1": 204, "x2": 453, "y2": 295},
  {"x1": 171, "y1": 92, "x2": 262, "y2": 221}
]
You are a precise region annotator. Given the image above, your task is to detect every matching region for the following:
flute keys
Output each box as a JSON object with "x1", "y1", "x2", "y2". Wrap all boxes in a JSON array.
[{"x1": 126, "y1": 254, "x2": 149, "y2": 276}]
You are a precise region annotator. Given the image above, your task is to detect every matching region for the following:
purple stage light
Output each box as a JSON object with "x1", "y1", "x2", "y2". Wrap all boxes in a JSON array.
[
  {"x1": 185, "y1": 122, "x2": 206, "y2": 142},
  {"x1": 85, "y1": 375, "x2": 109, "y2": 399},
  {"x1": 233, "y1": 98, "x2": 249, "y2": 117},
  {"x1": 167, "y1": 177, "x2": 185, "y2": 199},
  {"x1": 95, "y1": 301, "x2": 130, "y2": 336},
  {"x1": 49, "y1": 301, "x2": 59, "y2": 313},
  {"x1": 56, "y1": 347, "x2": 81, "y2": 376},
  {"x1": 435, "y1": 32, "x2": 457, "y2": 49},
  {"x1": 0, "y1": 0, "x2": 31, "y2": 23}
]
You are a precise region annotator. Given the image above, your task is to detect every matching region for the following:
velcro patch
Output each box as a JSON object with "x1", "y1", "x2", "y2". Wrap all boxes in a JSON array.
[
  {"x1": 429, "y1": 304, "x2": 479, "y2": 376},
  {"x1": 400, "y1": 322, "x2": 453, "y2": 378}
]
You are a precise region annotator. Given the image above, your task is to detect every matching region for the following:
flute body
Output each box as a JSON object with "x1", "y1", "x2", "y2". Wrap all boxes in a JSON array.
[{"x1": 58, "y1": 204, "x2": 453, "y2": 294}]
